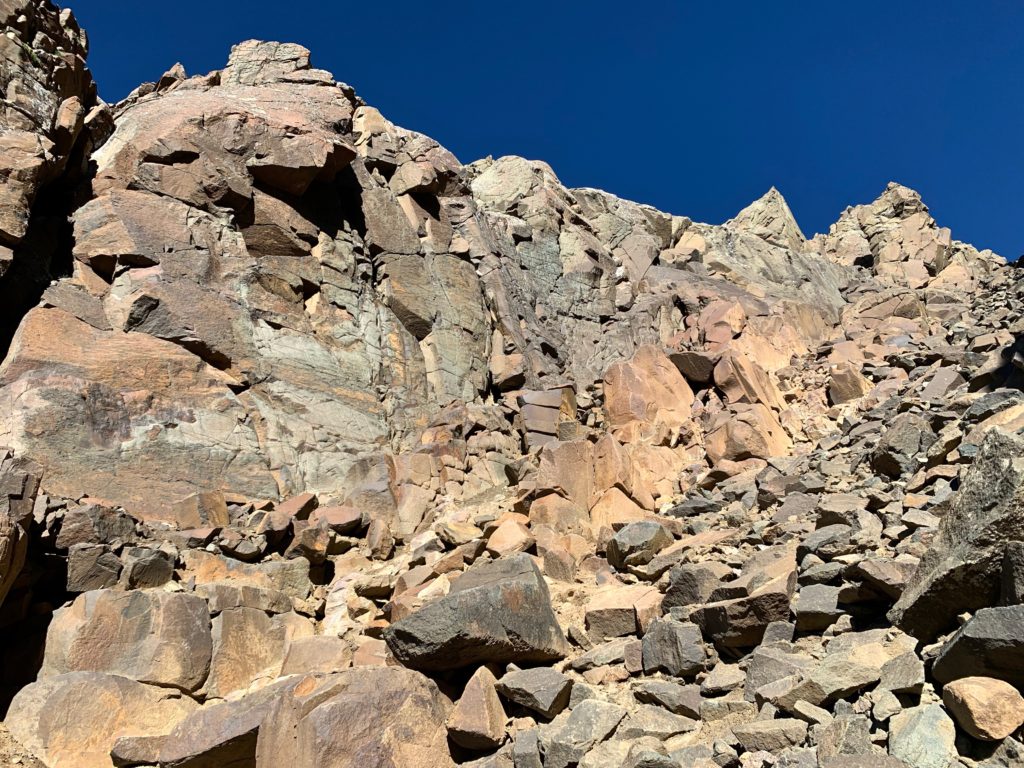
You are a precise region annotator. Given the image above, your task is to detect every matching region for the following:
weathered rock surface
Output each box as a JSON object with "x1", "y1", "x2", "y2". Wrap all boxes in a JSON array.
[
  {"x1": 942, "y1": 676, "x2": 1024, "y2": 741},
  {"x1": 254, "y1": 667, "x2": 455, "y2": 768},
  {"x1": 891, "y1": 428, "x2": 1024, "y2": 640},
  {"x1": 40, "y1": 589, "x2": 212, "y2": 692},
  {"x1": 7, "y1": 672, "x2": 197, "y2": 768},
  {"x1": 2, "y1": 5, "x2": 1024, "y2": 768},
  {"x1": 383, "y1": 553, "x2": 568, "y2": 670}
]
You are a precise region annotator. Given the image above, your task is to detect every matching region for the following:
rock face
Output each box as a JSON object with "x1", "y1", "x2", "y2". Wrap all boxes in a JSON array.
[
  {"x1": 0, "y1": 448, "x2": 41, "y2": 606},
  {"x1": 3, "y1": 4, "x2": 1024, "y2": 768},
  {"x1": 383, "y1": 553, "x2": 568, "y2": 670}
]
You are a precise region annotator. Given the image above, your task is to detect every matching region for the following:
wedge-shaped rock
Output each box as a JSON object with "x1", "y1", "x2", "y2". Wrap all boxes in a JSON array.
[
  {"x1": 41, "y1": 589, "x2": 212, "y2": 693},
  {"x1": 254, "y1": 667, "x2": 455, "y2": 767},
  {"x1": 7, "y1": 671, "x2": 198, "y2": 768},
  {"x1": 383, "y1": 553, "x2": 568, "y2": 670}
]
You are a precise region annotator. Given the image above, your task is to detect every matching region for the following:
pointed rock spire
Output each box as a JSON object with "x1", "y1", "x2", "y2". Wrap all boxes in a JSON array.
[{"x1": 728, "y1": 187, "x2": 806, "y2": 252}]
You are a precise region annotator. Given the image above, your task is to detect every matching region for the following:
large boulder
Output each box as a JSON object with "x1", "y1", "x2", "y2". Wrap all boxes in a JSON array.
[
  {"x1": 111, "y1": 676, "x2": 304, "y2": 767},
  {"x1": 7, "y1": 671, "x2": 198, "y2": 768},
  {"x1": 383, "y1": 553, "x2": 568, "y2": 670},
  {"x1": 254, "y1": 667, "x2": 455, "y2": 767},
  {"x1": 40, "y1": 589, "x2": 212, "y2": 692},
  {"x1": 931, "y1": 605, "x2": 1024, "y2": 688},
  {"x1": 890, "y1": 428, "x2": 1024, "y2": 640}
]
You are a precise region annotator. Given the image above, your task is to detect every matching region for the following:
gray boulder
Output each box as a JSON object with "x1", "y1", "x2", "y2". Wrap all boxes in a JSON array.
[{"x1": 890, "y1": 428, "x2": 1024, "y2": 640}]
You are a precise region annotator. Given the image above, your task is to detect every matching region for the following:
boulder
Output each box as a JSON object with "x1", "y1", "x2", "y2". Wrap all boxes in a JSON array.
[
  {"x1": 942, "y1": 676, "x2": 1024, "y2": 741},
  {"x1": 205, "y1": 607, "x2": 314, "y2": 699},
  {"x1": 932, "y1": 605, "x2": 1024, "y2": 687},
  {"x1": 603, "y1": 345, "x2": 694, "y2": 444},
  {"x1": 888, "y1": 704, "x2": 957, "y2": 768},
  {"x1": 448, "y1": 666, "x2": 507, "y2": 750},
  {"x1": 496, "y1": 666, "x2": 572, "y2": 718},
  {"x1": 41, "y1": 589, "x2": 212, "y2": 693},
  {"x1": 606, "y1": 521, "x2": 673, "y2": 570},
  {"x1": 641, "y1": 618, "x2": 706, "y2": 677},
  {"x1": 383, "y1": 553, "x2": 568, "y2": 670},
  {"x1": 111, "y1": 676, "x2": 303, "y2": 767},
  {"x1": 891, "y1": 429, "x2": 1024, "y2": 641},
  {"x1": 539, "y1": 699, "x2": 626, "y2": 768},
  {"x1": 254, "y1": 667, "x2": 455, "y2": 767},
  {"x1": 7, "y1": 671, "x2": 198, "y2": 768}
]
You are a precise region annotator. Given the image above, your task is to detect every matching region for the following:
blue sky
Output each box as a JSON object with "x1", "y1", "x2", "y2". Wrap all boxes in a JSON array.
[{"x1": 73, "y1": 1, "x2": 1023, "y2": 258}]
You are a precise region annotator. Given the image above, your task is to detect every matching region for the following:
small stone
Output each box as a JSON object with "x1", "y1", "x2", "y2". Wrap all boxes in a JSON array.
[{"x1": 731, "y1": 718, "x2": 808, "y2": 753}]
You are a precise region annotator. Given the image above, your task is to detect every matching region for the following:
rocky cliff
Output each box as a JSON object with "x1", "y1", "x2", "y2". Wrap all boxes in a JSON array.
[{"x1": 1, "y1": 2, "x2": 1024, "y2": 767}]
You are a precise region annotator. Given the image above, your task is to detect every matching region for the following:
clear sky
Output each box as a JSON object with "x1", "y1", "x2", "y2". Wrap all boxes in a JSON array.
[{"x1": 72, "y1": 1, "x2": 1023, "y2": 259}]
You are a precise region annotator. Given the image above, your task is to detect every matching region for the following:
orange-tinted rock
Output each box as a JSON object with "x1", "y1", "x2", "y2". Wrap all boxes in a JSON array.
[
  {"x1": 603, "y1": 345, "x2": 694, "y2": 445},
  {"x1": 704, "y1": 404, "x2": 792, "y2": 465}
]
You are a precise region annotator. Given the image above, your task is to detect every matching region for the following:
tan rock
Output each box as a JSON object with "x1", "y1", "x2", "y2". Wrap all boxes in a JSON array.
[
  {"x1": 828, "y1": 362, "x2": 873, "y2": 405},
  {"x1": 486, "y1": 517, "x2": 535, "y2": 557},
  {"x1": 943, "y1": 676, "x2": 1024, "y2": 741},
  {"x1": 41, "y1": 589, "x2": 212, "y2": 693},
  {"x1": 447, "y1": 666, "x2": 507, "y2": 750},
  {"x1": 704, "y1": 403, "x2": 792, "y2": 465},
  {"x1": 603, "y1": 345, "x2": 694, "y2": 444},
  {"x1": 585, "y1": 583, "x2": 661, "y2": 639},
  {"x1": 7, "y1": 671, "x2": 198, "y2": 768},
  {"x1": 713, "y1": 350, "x2": 785, "y2": 410},
  {"x1": 255, "y1": 667, "x2": 455, "y2": 767},
  {"x1": 206, "y1": 607, "x2": 314, "y2": 699}
]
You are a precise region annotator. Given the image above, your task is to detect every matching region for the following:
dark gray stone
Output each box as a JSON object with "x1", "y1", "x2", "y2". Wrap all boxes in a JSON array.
[
  {"x1": 641, "y1": 618, "x2": 705, "y2": 677},
  {"x1": 632, "y1": 680, "x2": 702, "y2": 718},
  {"x1": 890, "y1": 429, "x2": 1024, "y2": 640},
  {"x1": 66, "y1": 543, "x2": 121, "y2": 593},
  {"x1": 607, "y1": 521, "x2": 673, "y2": 569},
  {"x1": 932, "y1": 605, "x2": 1024, "y2": 687},
  {"x1": 383, "y1": 553, "x2": 568, "y2": 670}
]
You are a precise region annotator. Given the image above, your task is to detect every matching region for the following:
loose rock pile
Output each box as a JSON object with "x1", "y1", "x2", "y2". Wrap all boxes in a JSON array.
[{"x1": 0, "y1": 2, "x2": 1022, "y2": 767}]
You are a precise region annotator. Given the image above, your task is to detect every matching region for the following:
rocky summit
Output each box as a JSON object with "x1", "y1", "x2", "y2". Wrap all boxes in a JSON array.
[{"x1": 0, "y1": 2, "x2": 1023, "y2": 767}]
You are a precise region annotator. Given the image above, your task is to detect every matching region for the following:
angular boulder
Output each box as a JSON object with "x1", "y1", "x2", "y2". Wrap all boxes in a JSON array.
[
  {"x1": 931, "y1": 605, "x2": 1024, "y2": 688},
  {"x1": 383, "y1": 553, "x2": 568, "y2": 670},
  {"x1": 7, "y1": 671, "x2": 198, "y2": 768},
  {"x1": 40, "y1": 589, "x2": 212, "y2": 692},
  {"x1": 254, "y1": 667, "x2": 455, "y2": 767}
]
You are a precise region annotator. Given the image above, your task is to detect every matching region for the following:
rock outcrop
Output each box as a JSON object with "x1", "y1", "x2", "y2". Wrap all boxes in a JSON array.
[{"x1": 1, "y1": 3, "x2": 1024, "y2": 768}]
